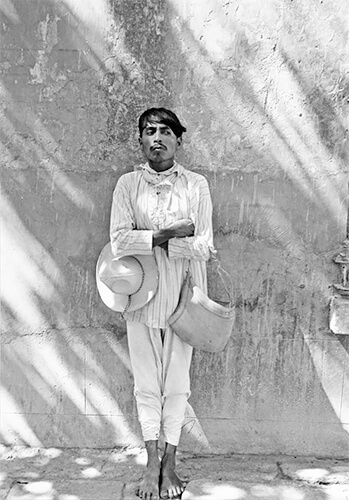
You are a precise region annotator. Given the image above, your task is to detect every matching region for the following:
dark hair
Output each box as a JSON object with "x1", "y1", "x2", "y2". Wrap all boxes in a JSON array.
[{"x1": 138, "y1": 107, "x2": 187, "y2": 138}]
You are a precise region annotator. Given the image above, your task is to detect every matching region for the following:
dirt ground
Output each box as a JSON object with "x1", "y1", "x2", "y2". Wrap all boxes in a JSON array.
[{"x1": 0, "y1": 446, "x2": 348, "y2": 499}]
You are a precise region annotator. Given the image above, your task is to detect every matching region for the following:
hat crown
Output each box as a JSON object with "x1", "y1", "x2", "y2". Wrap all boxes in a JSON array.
[
  {"x1": 99, "y1": 256, "x2": 143, "y2": 294},
  {"x1": 96, "y1": 243, "x2": 159, "y2": 313}
]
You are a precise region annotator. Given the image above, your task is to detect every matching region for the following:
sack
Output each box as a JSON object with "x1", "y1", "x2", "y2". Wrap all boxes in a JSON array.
[{"x1": 169, "y1": 265, "x2": 235, "y2": 353}]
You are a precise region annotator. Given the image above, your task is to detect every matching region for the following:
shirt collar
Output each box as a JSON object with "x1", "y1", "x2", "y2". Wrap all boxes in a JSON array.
[{"x1": 135, "y1": 161, "x2": 184, "y2": 177}]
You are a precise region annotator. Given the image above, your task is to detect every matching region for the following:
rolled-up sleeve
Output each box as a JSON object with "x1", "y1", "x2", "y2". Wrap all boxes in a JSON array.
[
  {"x1": 110, "y1": 175, "x2": 153, "y2": 257},
  {"x1": 168, "y1": 176, "x2": 215, "y2": 261}
]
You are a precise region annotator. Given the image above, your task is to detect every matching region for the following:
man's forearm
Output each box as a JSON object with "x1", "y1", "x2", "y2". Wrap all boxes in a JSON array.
[
  {"x1": 152, "y1": 219, "x2": 195, "y2": 248},
  {"x1": 152, "y1": 228, "x2": 174, "y2": 248}
]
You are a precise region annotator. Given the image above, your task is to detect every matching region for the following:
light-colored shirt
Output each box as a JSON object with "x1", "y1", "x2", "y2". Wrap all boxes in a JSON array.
[{"x1": 110, "y1": 161, "x2": 215, "y2": 328}]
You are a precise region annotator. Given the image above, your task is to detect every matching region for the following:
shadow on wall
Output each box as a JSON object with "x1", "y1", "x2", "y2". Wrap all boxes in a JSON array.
[{"x1": 0, "y1": 0, "x2": 348, "y2": 452}]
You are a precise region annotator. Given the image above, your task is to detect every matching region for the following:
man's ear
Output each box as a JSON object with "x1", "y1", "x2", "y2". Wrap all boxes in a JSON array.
[
  {"x1": 177, "y1": 137, "x2": 182, "y2": 147},
  {"x1": 138, "y1": 137, "x2": 143, "y2": 147}
]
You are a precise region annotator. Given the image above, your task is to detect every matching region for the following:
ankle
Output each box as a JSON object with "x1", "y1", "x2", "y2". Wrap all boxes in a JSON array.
[
  {"x1": 145, "y1": 440, "x2": 160, "y2": 468},
  {"x1": 146, "y1": 459, "x2": 160, "y2": 471},
  {"x1": 162, "y1": 443, "x2": 177, "y2": 468},
  {"x1": 147, "y1": 453, "x2": 160, "y2": 468}
]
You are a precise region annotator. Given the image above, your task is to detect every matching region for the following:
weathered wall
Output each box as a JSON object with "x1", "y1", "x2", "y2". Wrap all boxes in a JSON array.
[{"x1": 1, "y1": 0, "x2": 349, "y2": 457}]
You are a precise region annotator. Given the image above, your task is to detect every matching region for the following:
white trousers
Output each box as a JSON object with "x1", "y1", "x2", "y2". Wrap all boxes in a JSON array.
[{"x1": 127, "y1": 320, "x2": 193, "y2": 446}]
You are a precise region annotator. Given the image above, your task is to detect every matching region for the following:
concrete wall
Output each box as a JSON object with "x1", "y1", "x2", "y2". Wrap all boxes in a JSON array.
[{"x1": 1, "y1": 0, "x2": 349, "y2": 457}]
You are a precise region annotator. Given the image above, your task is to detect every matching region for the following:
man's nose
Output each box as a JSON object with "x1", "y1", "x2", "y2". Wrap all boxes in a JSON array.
[{"x1": 153, "y1": 129, "x2": 162, "y2": 142}]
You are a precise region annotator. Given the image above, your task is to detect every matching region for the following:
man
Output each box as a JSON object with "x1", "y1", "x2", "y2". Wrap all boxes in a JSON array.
[{"x1": 110, "y1": 108, "x2": 214, "y2": 499}]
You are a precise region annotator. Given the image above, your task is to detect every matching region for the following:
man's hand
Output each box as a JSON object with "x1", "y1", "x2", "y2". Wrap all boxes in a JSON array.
[
  {"x1": 152, "y1": 219, "x2": 195, "y2": 248},
  {"x1": 168, "y1": 218, "x2": 195, "y2": 238}
]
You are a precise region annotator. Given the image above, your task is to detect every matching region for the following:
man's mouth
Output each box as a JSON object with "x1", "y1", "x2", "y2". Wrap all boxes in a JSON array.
[{"x1": 151, "y1": 145, "x2": 165, "y2": 151}]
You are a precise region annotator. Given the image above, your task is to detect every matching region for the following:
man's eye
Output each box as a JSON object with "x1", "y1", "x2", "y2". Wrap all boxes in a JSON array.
[{"x1": 146, "y1": 129, "x2": 155, "y2": 135}]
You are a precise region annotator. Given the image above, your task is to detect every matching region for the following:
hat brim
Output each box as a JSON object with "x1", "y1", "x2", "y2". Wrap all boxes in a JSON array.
[{"x1": 96, "y1": 243, "x2": 159, "y2": 312}]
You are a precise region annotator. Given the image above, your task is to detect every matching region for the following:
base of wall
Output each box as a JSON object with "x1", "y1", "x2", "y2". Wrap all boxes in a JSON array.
[{"x1": 1, "y1": 411, "x2": 348, "y2": 459}]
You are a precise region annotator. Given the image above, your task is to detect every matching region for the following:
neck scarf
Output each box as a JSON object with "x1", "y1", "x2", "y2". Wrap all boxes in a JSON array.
[{"x1": 135, "y1": 162, "x2": 183, "y2": 186}]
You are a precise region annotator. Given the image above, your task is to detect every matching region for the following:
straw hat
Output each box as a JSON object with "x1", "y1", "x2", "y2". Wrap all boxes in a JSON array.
[{"x1": 96, "y1": 243, "x2": 159, "y2": 313}]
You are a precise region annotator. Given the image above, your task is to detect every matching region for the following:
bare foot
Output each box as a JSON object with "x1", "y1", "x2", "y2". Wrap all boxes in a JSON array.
[
  {"x1": 137, "y1": 440, "x2": 161, "y2": 499},
  {"x1": 137, "y1": 464, "x2": 160, "y2": 499},
  {"x1": 159, "y1": 451, "x2": 185, "y2": 499}
]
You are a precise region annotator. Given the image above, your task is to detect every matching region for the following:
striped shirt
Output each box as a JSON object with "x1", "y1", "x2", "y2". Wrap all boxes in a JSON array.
[{"x1": 110, "y1": 161, "x2": 215, "y2": 328}]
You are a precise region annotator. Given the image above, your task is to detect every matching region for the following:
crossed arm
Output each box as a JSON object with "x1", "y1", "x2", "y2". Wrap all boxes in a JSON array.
[
  {"x1": 110, "y1": 174, "x2": 214, "y2": 261},
  {"x1": 152, "y1": 219, "x2": 195, "y2": 248}
]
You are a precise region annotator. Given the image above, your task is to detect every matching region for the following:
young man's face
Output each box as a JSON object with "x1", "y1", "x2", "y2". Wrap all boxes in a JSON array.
[{"x1": 139, "y1": 119, "x2": 182, "y2": 169}]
